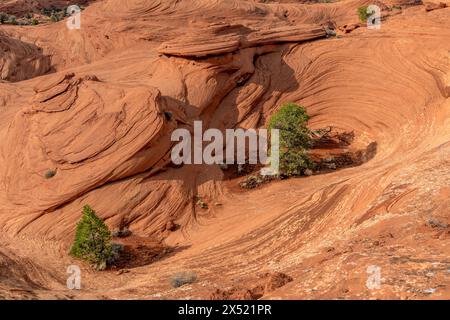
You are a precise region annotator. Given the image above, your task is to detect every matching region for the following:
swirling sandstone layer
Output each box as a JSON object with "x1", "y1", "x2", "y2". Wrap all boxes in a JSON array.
[{"x1": 0, "y1": 31, "x2": 51, "y2": 81}]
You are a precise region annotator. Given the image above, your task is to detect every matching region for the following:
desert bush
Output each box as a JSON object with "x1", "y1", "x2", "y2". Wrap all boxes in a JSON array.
[
  {"x1": 70, "y1": 205, "x2": 114, "y2": 270},
  {"x1": 268, "y1": 103, "x2": 314, "y2": 176},
  {"x1": 31, "y1": 18, "x2": 39, "y2": 25},
  {"x1": 239, "y1": 174, "x2": 274, "y2": 189},
  {"x1": 195, "y1": 196, "x2": 208, "y2": 209},
  {"x1": 170, "y1": 271, "x2": 197, "y2": 288},
  {"x1": 50, "y1": 10, "x2": 66, "y2": 22},
  {"x1": 111, "y1": 227, "x2": 131, "y2": 238},
  {"x1": 357, "y1": 6, "x2": 371, "y2": 22},
  {"x1": 41, "y1": 6, "x2": 67, "y2": 19},
  {"x1": 41, "y1": 8, "x2": 50, "y2": 16},
  {"x1": 110, "y1": 243, "x2": 124, "y2": 263},
  {"x1": 44, "y1": 170, "x2": 56, "y2": 179},
  {"x1": 0, "y1": 13, "x2": 8, "y2": 24},
  {"x1": 9, "y1": 16, "x2": 17, "y2": 25}
]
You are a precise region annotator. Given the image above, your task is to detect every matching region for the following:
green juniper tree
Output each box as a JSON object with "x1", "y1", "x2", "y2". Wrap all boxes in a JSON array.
[
  {"x1": 268, "y1": 103, "x2": 314, "y2": 176},
  {"x1": 70, "y1": 205, "x2": 114, "y2": 270}
]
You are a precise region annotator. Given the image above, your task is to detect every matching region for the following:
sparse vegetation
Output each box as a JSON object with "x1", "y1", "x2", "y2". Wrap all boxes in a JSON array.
[
  {"x1": 239, "y1": 174, "x2": 274, "y2": 189},
  {"x1": 44, "y1": 170, "x2": 56, "y2": 179},
  {"x1": 49, "y1": 9, "x2": 66, "y2": 22},
  {"x1": 357, "y1": 6, "x2": 375, "y2": 22},
  {"x1": 170, "y1": 271, "x2": 197, "y2": 288},
  {"x1": 70, "y1": 205, "x2": 115, "y2": 270},
  {"x1": 268, "y1": 103, "x2": 314, "y2": 176},
  {"x1": 0, "y1": 6, "x2": 73, "y2": 26},
  {"x1": 0, "y1": 12, "x2": 7, "y2": 24},
  {"x1": 111, "y1": 227, "x2": 131, "y2": 238},
  {"x1": 41, "y1": 6, "x2": 67, "y2": 18},
  {"x1": 110, "y1": 243, "x2": 124, "y2": 262},
  {"x1": 0, "y1": 13, "x2": 32, "y2": 25},
  {"x1": 195, "y1": 196, "x2": 208, "y2": 209},
  {"x1": 50, "y1": 14, "x2": 59, "y2": 22}
]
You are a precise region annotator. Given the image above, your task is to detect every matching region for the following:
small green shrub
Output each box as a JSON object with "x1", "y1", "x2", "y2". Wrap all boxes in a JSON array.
[
  {"x1": 268, "y1": 103, "x2": 314, "y2": 176},
  {"x1": 0, "y1": 13, "x2": 7, "y2": 24},
  {"x1": 239, "y1": 174, "x2": 274, "y2": 189},
  {"x1": 50, "y1": 11, "x2": 66, "y2": 22},
  {"x1": 31, "y1": 18, "x2": 39, "y2": 25},
  {"x1": 44, "y1": 170, "x2": 56, "y2": 179},
  {"x1": 111, "y1": 227, "x2": 131, "y2": 238},
  {"x1": 170, "y1": 271, "x2": 197, "y2": 288},
  {"x1": 41, "y1": 7, "x2": 67, "y2": 19},
  {"x1": 9, "y1": 16, "x2": 17, "y2": 25},
  {"x1": 357, "y1": 6, "x2": 374, "y2": 22},
  {"x1": 70, "y1": 205, "x2": 114, "y2": 270},
  {"x1": 195, "y1": 196, "x2": 208, "y2": 209}
]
